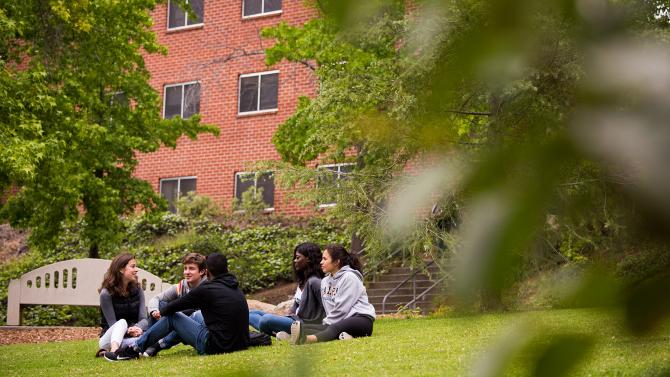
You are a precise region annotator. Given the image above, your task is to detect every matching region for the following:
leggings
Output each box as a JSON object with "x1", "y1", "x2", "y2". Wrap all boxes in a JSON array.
[
  {"x1": 98, "y1": 319, "x2": 138, "y2": 350},
  {"x1": 302, "y1": 314, "x2": 374, "y2": 342}
]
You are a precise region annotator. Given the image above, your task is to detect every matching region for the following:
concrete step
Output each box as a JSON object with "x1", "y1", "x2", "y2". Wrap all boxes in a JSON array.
[
  {"x1": 367, "y1": 280, "x2": 435, "y2": 291},
  {"x1": 367, "y1": 287, "x2": 440, "y2": 297}
]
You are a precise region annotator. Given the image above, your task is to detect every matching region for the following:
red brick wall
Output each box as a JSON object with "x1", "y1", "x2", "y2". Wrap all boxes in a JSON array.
[{"x1": 134, "y1": 0, "x2": 318, "y2": 215}]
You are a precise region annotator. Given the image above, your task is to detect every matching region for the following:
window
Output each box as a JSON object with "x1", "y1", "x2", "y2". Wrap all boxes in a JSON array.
[
  {"x1": 160, "y1": 177, "x2": 197, "y2": 213},
  {"x1": 163, "y1": 82, "x2": 200, "y2": 119},
  {"x1": 317, "y1": 163, "x2": 354, "y2": 207},
  {"x1": 168, "y1": 0, "x2": 204, "y2": 30},
  {"x1": 243, "y1": 0, "x2": 281, "y2": 18},
  {"x1": 238, "y1": 71, "x2": 278, "y2": 115},
  {"x1": 234, "y1": 172, "x2": 275, "y2": 209}
]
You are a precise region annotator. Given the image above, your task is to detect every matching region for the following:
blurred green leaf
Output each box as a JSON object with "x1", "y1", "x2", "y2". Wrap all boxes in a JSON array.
[
  {"x1": 624, "y1": 274, "x2": 670, "y2": 335},
  {"x1": 532, "y1": 334, "x2": 594, "y2": 377}
]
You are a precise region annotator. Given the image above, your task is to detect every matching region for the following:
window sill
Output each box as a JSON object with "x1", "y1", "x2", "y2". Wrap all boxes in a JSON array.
[
  {"x1": 233, "y1": 208, "x2": 275, "y2": 214},
  {"x1": 166, "y1": 24, "x2": 204, "y2": 33},
  {"x1": 242, "y1": 10, "x2": 282, "y2": 20},
  {"x1": 237, "y1": 109, "x2": 278, "y2": 118}
]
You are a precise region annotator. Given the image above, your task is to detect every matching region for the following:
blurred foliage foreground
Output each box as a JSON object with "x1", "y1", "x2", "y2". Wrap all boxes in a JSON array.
[{"x1": 259, "y1": 0, "x2": 670, "y2": 375}]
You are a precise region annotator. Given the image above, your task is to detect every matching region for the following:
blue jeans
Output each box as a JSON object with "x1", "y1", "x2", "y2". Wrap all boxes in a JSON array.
[
  {"x1": 248, "y1": 310, "x2": 294, "y2": 335},
  {"x1": 136, "y1": 311, "x2": 208, "y2": 355},
  {"x1": 147, "y1": 301, "x2": 188, "y2": 349}
]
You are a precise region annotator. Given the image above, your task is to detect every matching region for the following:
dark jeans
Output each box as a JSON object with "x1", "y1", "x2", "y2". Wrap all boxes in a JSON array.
[
  {"x1": 302, "y1": 314, "x2": 374, "y2": 342},
  {"x1": 136, "y1": 311, "x2": 208, "y2": 355}
]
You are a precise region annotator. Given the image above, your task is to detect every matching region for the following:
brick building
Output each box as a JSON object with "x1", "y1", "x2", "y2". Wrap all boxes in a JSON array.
[{"x1": 134, "y1": 0, "x2": 324, "y2": 215}]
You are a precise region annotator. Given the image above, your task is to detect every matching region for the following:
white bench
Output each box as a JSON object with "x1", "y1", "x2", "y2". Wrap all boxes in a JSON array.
[{"x1": 6, "y1": 258, "x2": 172, "y2": 325}]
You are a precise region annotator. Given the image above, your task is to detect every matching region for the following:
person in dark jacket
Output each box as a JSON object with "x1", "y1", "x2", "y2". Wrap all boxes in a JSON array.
[
  {"x1": 104, "y1": 253, "x2": 249, "y2": 361},
  {"x1": 96, "y1": 253, "x2": 148, "y2": 357},
  {"x1": 249, "y1": 242, "x2": 326, "y2": 338}
]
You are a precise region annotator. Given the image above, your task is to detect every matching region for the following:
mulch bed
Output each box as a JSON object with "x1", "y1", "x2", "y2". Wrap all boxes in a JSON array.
[{"x1": 0, "y1": 327, "x2": 99, "y2": 345}]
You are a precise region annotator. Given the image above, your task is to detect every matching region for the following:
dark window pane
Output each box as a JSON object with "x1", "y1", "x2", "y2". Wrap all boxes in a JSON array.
[
  {"x1": 164, "y1": 85, "x2": 183, "y2": 119},
  {"x1": 168, "y1": 0, "x2": 186, "y2": 28},
  {"x1": 257, "y1": 172, "x2": 275, "y2": 207},
  {"x1": 187, "y1": 0, "x2": 204, "y2": 25},
  {"x1": 112, "y1": 92, "x2": 128, "y2": 107},
  {"x1": 243, "y1": 0, "x2": 262, "y2": 16},
  {"x1": 161, "y1": 180, "x2": 178, "y2": 213},
  {"x1": 239, "y1": 76, "x2": 259, "y2": 113},
  {"x1": 180, "y1": 178, "x2": 196, "y2": 196},
  {"x1": 235, "y1": 173, "x2": 255, "y2": 201},
  {"x1": 264, "y1": 0, "x2": 282, "y2": 13},
  {"x1": 183, "y1": 83, "x2": 200, "y2": 119},
  {"x1": 338, "y1": 164, "x2": 354, "y2": 178},
  {"x1": 259, "y1": 73, "x2": 278, "y2": 110}
]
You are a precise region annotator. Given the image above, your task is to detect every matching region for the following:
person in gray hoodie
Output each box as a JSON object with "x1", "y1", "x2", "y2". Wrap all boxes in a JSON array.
[
  {"x1": 249, "y1": 242, "x2": 326, "y2": 337},
  {"x1": 290, "y1": 244, "x2": 376, "y2": 344}
]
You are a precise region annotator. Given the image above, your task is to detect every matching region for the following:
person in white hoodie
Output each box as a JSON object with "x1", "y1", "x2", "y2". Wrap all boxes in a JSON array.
[{"x1": 290, "y1": 244, "x2": 376, "y2": 344}]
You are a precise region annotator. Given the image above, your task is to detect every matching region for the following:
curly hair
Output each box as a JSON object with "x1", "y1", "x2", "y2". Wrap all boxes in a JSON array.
[
  {"x1": 99, "y1": 252, "x2": 139, "y2": 297},
  {"x1": 293, "y1": 242, "x2": 324, "y2": 288}
]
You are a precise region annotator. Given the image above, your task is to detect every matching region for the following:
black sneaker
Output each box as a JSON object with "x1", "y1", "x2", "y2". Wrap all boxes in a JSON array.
[
  {"x1": 103, "y1": 346, "x2": 140, "y2": 362},
  {"x1": 142, "y1": 343, "x2": 162, "y2": 357}
]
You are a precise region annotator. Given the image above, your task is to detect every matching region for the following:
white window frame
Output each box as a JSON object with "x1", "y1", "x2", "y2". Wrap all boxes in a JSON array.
[
  {"x1": 317, "y1": 163, "x2": 354, "y2": 208},
  {"x1": 167, "y1": 0, "x2": 204, "y2": 31},
  {"x1": 163, "y1": 81, "x2": 200, "y2": 119},
  {"x1": 237, "y1": 70, "x2": 279, "y2": 116},
  {"x1": 241, "y1": 0, "x2": 283, "y2": 19},
  {"x1": 234, "y1": 171, "x2": 275, "y2": 211},
  {"x1": 159, "y1": 176, "x2": 197, "y2": 211}
]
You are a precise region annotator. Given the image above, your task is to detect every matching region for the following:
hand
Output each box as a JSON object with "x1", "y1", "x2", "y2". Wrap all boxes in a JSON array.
[
  {"x1": 151, "y1": 310, "x2": 161, "y2": 320},
  {"x1": 127, "y1": 326, "x2": 143, "y2": 337}
]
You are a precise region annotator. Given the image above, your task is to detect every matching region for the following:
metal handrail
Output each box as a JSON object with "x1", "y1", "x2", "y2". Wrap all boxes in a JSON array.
[
  {"x1": 381, "y1": 260, "x2": 435, "y2": 314},
  {"x1": 400, "y1": 275, "x2": 447, "y2": 311},
  {"x1": 366, "y1": 248, "x2": 402, "y2": 283}
]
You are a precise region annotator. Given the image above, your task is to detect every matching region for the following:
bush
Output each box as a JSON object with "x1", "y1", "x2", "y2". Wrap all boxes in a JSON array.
[{"x1": 0, "y1": 213, "x2": 348, "y2": 325}]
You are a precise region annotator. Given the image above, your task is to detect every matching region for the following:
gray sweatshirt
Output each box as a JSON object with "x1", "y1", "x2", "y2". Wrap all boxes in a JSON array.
[
  {"x1": 147, "y1": 277, "x2": 206, "y2": 315},
  {"x1": 320, "y1": 265, "x2": 376, "y2": 325}
]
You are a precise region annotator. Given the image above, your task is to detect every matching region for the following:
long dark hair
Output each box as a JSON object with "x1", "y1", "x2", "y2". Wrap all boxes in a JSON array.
[
  {"x1": 99, "y1": 252, "x2": 139, "y2": 297},
  {"x1": 324, "y1": 244, "x2": 363, "y2": 273},
  {"x1": 293, "y1": 242, "x2": 324, "y2": 288}
]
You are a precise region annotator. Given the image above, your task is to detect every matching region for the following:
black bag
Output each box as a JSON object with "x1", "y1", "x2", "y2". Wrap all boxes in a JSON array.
[{"x1": 248, "y1": 331, "x2": 272, "y2": 347}]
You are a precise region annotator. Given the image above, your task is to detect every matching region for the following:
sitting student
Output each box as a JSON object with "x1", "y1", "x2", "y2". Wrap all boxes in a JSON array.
[
  {"x1": 96, "y1": 253, "x2": 149, "y2": 357},
  {"x1": 249, "y1": 242, "x2": 325, "y2": 338},
  {"x1": 289, "y1": 244, "x2": 376, "y2": 345},
  {"x1": 142, "y1": 252, "x2": 207, "y2": 357},
  {"x1": 104, "y1": 253, "x2": 249, "y2": 361}
]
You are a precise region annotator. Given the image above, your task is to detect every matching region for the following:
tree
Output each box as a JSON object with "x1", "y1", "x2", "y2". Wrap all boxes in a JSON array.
[
  {"x1": 0, "y1": 1, "x2": 218, "y2": 257},
  {"x1": 264, "y1": 0, "x2": 670, "y2": 372}
]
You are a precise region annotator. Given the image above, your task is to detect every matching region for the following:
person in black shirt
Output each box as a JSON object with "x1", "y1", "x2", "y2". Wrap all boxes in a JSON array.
[{"x1": 104, "y1": 253, "x2": 249, "y2": 361}]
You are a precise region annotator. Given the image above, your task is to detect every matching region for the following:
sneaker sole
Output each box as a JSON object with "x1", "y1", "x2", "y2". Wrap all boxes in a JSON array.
[{"x1": 290, "y1": 322, "x2": 302, "y2": 345}]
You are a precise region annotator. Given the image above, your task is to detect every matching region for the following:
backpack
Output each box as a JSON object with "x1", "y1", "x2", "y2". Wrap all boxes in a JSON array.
[{"x1": 248, "y1": 331, "x2": 272, "y2": 347}]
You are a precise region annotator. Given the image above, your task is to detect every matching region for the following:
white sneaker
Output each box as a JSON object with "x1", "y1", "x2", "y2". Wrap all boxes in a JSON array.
[
  {"x1": 338, "y1": 332, "x2": 353, "y2": 340},
  {"x1": 290, "y1": 321, "x2": 303, "y2": 345},
  {"x1": 276, "y1": 331, "x2": 290, "y2": 341}
]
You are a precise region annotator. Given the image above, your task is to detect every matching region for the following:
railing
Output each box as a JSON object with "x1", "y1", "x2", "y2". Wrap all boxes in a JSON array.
[
  {"x1": 365, "y1": 248, "x2": 402, "y2": 283},
  {"x1": 400, "y1": 275, "x2": 447, "y2": 312},
  {"x1": 381, "y1": 260, "x2": 435, "y2": 314}
]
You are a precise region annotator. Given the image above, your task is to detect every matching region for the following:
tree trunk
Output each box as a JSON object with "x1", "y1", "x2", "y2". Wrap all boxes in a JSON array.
[{"x1": 89, "y1": 243, "x2": 99, "y2": 259}]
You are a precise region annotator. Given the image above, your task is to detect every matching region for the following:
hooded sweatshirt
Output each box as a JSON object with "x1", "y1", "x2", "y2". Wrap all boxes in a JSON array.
[
  {"x1": 161, "y1": 273, "x2": 249, "y2": 354},
  {"x1": 147, "y1": 276, "x2": 207, "y2": 315},
  {"x1": 320, "y1": 265, "x2": 376, "y2": 325}
]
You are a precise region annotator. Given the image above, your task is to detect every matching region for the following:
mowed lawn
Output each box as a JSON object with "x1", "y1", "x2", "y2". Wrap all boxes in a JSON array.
[{"x1": 1, "y1": 309, "x2": 668, "y2": 376}]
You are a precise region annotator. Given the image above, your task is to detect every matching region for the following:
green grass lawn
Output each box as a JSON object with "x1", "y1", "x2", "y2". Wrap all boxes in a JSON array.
[{"x1": 1, "y1": 309, "x2": 668, "y2": 376}]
